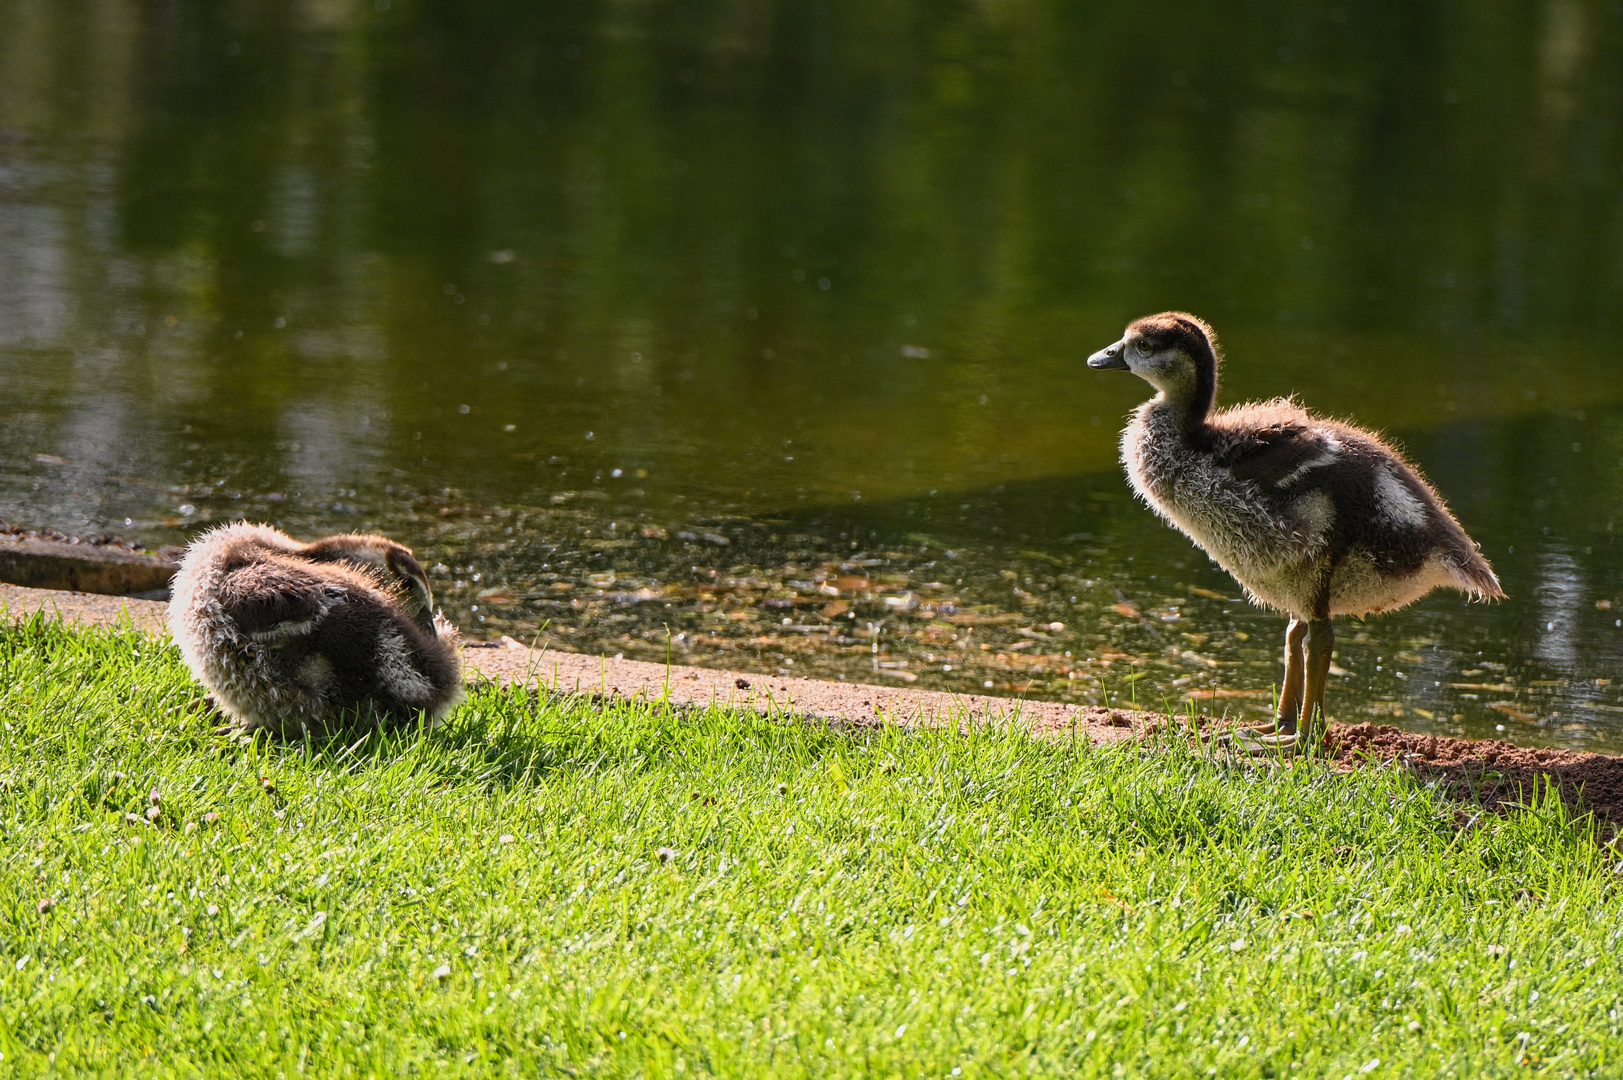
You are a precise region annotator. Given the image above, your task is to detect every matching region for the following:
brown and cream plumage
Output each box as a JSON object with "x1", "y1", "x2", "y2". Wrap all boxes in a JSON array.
[
  {"x1": 168, "y1": 523, "x2": 463, "y2": 737},
  {"x1": 1088, "y1": 312, "x2": 1503, "y2": 750}
]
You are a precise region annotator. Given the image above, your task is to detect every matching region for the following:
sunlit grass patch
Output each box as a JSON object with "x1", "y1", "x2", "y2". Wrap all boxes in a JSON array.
[{"x1": 1, "y1": 616, "x2": 1620, "y2": 1077}]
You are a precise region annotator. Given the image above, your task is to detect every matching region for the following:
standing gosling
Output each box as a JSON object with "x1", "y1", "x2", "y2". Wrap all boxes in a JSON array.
[
  {"x1": 1088, "y1": 312, "x2": 1502, "y2": 751},
  {"x1": 169, "y1": 523, "x2": 463, "y2": 737}
]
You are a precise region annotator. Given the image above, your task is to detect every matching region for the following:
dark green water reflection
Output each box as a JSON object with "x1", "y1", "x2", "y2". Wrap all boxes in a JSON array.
[{"x1": 2, "y1": 1, "x2": 1621, "y2": 746}]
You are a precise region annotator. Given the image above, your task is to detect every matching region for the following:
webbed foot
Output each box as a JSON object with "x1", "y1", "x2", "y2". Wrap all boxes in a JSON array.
[
  {"x1": 1214, "y1": 713, "x2": 1327, "y2": 757},
  {"x1": 1215, "y1": 719, "x2": 1279, "y2": 743},
  {"x1": 1220, "y1": 726, "x2": 1304, "y2": 754}
]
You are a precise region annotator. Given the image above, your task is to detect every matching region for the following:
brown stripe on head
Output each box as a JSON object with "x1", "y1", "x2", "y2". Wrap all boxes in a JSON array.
[
  {"x1": 1126, "y1": 311, "x2": 1221, "y2": 423},
  {"x1": 1127, "y1": 311, "x2": 1220, "y2": 367}
]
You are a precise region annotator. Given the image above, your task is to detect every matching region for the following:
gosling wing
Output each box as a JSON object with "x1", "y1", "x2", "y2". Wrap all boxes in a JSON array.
[
  {"x1": 1216, "y1": 423, "x2": 1337, "y2": 491},
  {"x1": 216, "y1": 562, "x2": 350, "y2": 644}
]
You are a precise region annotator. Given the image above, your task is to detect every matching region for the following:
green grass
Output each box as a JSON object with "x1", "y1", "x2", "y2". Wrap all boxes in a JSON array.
[{"x1": 1, "y1": 617, "x2": 1621, "y2": 1077}]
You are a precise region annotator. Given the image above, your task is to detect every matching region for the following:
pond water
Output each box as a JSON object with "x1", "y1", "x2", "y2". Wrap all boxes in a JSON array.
[{"x1": 2, "y1": 1, "x2": 1621, "y2": 748}]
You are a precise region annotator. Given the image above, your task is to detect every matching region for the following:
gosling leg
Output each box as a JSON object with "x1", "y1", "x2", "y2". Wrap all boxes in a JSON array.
[
  {"x1": 1273, "y1": 616, "x2": 1308, "y2": 733},
  {"x1": 1224, "y1": 618, "x2": 1332, "y2": 755},
  {"x1": 1298, "y1": 617, "x2": 1335, "y2": 748},
  {"x1": 1217, "y1": 617, "x2": 1306, "y2": 746}
]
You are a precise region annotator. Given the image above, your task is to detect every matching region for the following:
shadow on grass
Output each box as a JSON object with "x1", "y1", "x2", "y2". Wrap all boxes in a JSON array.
[{"x1": 242, "y1": 679, "x2": 917, "y2": 795}]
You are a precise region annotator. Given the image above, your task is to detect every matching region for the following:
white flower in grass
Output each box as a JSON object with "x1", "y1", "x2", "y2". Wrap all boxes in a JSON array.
[
  {"x1": 499, "y1": 835, "x2": 515, "y2": 845},
  {"x1": 1229, "y1": 938, "x2": 1247, "y2": 952},
  {"x1": 432, "y1": 964, "x2": 452, "y2": 980}
]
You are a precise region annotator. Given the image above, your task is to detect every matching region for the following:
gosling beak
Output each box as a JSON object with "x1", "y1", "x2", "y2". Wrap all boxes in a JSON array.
[
  {"x1": 386, "y1": 548, "x2": 439, "y2": 634},
  {"x1": 402, "y1": 575, "x2": 437, "y2": 629},
  {"x1": 1087, "y1": 339, "x2": 1130, "y2": 370}
]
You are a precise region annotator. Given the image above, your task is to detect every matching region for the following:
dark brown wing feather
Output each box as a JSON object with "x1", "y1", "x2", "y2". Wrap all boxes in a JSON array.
[
  {"x1": 1213, "y1": 422, "x2": 1327, "y2": 489},
  {"x1": 217, "y1": 562, "x2": 346, "y2": 638}
]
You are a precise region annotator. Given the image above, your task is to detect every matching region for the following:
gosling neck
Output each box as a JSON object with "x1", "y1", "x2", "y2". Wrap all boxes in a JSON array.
[{"x1": 1142, "y1": 367, "x2": 1217, "y2": 443}]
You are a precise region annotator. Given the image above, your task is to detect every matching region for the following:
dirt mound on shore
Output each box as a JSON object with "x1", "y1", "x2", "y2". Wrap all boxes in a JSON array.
[{"x1": 1325, "y1": 721, "x2": 1623, "y2": 833}]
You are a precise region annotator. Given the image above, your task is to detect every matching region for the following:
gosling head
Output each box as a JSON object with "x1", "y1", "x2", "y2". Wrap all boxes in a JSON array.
[
  {"x1": 302, "y1": 534, "x2": 438, "y2": 633},
  {"x1": 1088, "y1": 311, "x2": 1220, "y2": 421}
]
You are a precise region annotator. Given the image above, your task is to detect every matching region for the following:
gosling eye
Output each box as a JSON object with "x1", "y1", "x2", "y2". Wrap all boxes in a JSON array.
[{"x1": 1135, "y1": 339, "x2": 1154, "y2": 357}]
